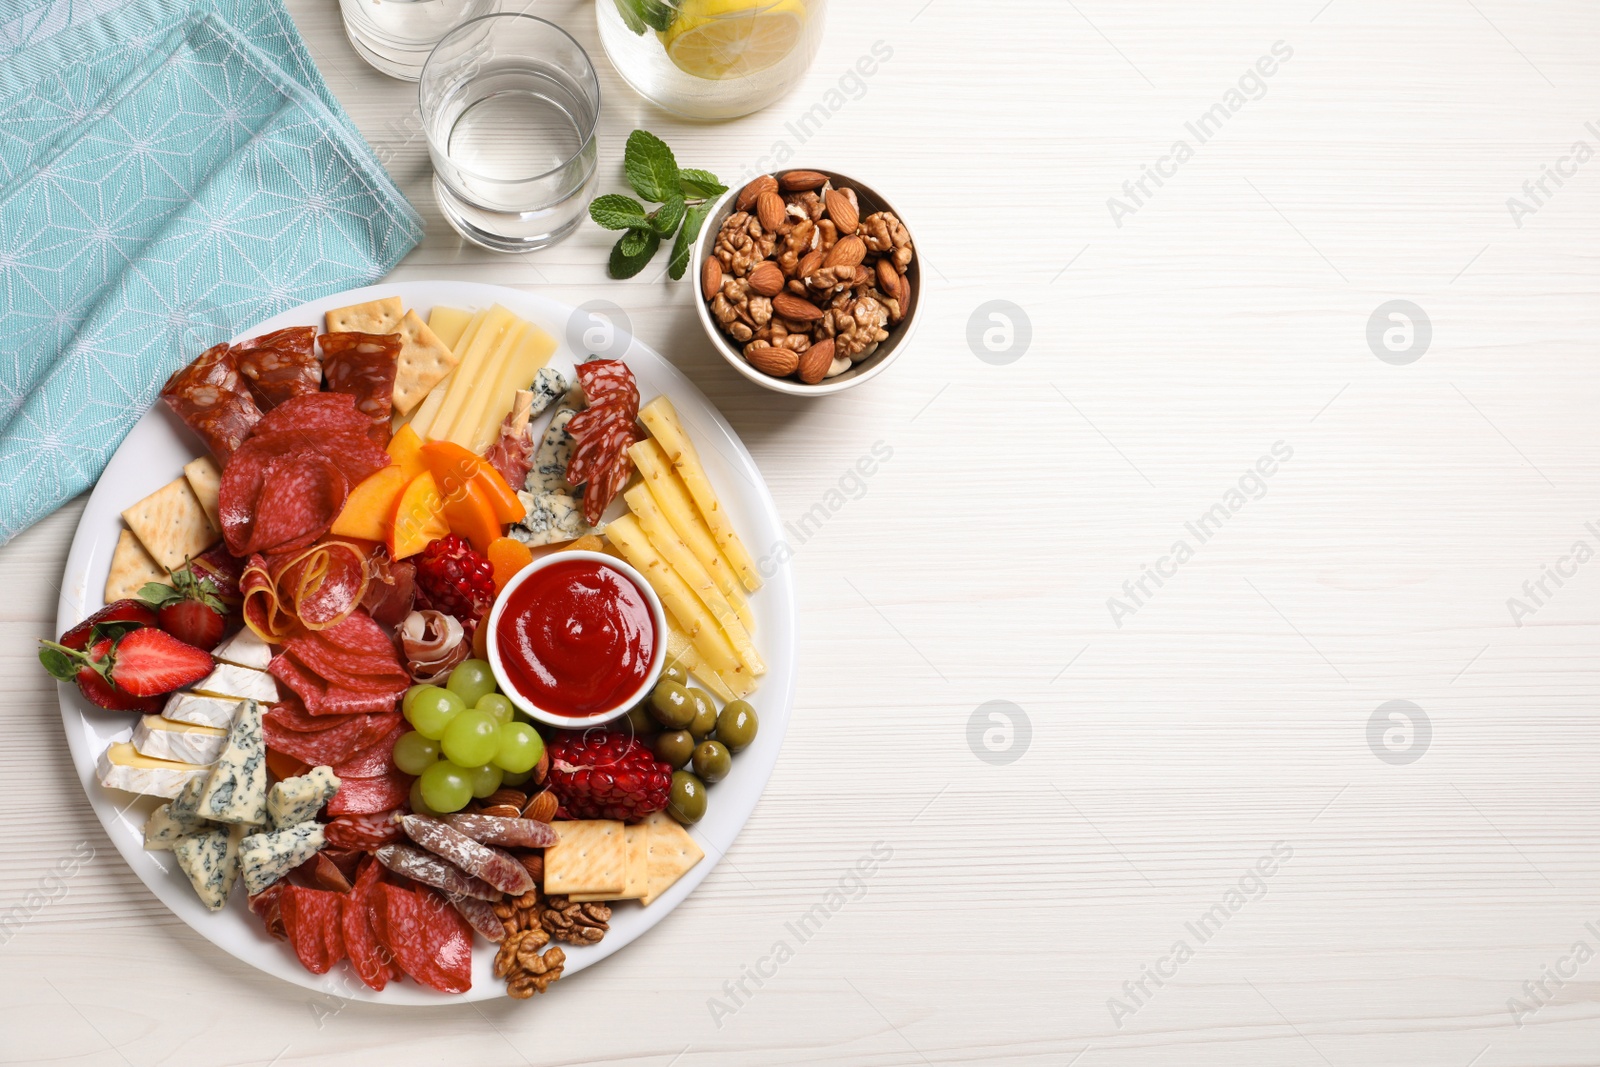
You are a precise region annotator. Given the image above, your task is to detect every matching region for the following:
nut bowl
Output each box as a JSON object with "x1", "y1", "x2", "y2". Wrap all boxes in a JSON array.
[{"x1": 691, "y1": 168, "x2": 919, "y2": 397}]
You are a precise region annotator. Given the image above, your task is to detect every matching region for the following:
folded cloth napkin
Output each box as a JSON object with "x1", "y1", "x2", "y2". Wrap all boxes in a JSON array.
[{"x1": 0, "y1": 0, "x2": 421, "y2": 545}]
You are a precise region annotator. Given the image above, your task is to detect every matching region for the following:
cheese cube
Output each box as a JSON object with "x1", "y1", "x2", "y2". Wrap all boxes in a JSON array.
[
  {"x1": 173, "y1": 823, "x2": 244, "y2": 910},
  {"x1": 195, "y1": 700, "x2": 267, "y2": 826},
  {"x1": 163, "y1": 691, "x2": 244, "y2": 729},
  {"x1": 267, "y1": 767, "x2": 341, "y2": 829},
  {"x1": 241, "y1": 823, "x2": 326, "y2": 896},
  {"x1": 512, "y1": 490, "x2": 592, "y2": 547},
  {"x1": 193, "y1": 662, "x2": 278, "y2": 704},
  {"x1": 133, "y1": 715, "x2": 227, "y2": 766},
  {"x1": 527, "y1": 368, "x2": 568, "y2": 420},
  {"x1": 96, "y1": 742, "x2": 208, "y2": 799},
  {"x1": 143, "y1": 802, "x2": 208, "y2": 850},
  {"x1": 211, "y1": 628, "x2": 273, "y2": 671}
]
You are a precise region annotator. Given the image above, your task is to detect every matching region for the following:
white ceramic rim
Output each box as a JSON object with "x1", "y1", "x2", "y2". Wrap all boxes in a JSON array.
[
  {"x1": 689, "y1": 168, "x2": 920, "y2": 397},
  {"x1": 484, "y1": 550, "x2": 667, "y2": 729}
]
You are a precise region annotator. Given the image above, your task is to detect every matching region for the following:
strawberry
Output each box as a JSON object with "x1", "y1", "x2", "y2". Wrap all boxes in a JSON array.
[
  {"x1": 140, "y1": 568, "x2": 226, "y2": 651},
  {"x1": 58, "y1": 599, "x2": 157, "y2": 651},
  {"x1": 40, "y1": 628, "x2": 212, "y2": 702}
]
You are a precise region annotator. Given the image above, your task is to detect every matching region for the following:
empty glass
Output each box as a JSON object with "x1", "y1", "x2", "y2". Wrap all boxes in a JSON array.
[
  {"x1": 339, "y1": 0, "x2": 494, "y2": 81},
  {"x1": 419, "y1": 14, "x2": 601, "y2": 253}
]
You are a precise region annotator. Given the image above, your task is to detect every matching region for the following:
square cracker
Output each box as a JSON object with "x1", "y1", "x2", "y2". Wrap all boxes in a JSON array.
[
  {"x1": 390, "y1": 310, "x2": 459, "y2": 416},
  {"x1": 570, "y1": 824, "x2": 650, "y2": 902},
  {"x1": 640, "y1": 810, "x2": 704, "y2": 907},
  {"x1": 544, "y1": 820, "x2": 625, "y2": 896},
  {"x1": 182, "y1": 456, "x2": 222, "y2": 534},
  {"x1": 324, "y1": 295, "x2": 403, "y2": 335},
  {"x1": 105, "y1": 528, "x2": 170, "y2": 602},
  {"x1": 121, "y1": 478, "x2": 218, "y2": 572}
]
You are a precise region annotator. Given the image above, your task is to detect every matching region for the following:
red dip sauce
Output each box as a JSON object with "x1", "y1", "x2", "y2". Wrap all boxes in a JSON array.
[{"x1": 495, "y1": 558, "x2": 657, "y2": 717}]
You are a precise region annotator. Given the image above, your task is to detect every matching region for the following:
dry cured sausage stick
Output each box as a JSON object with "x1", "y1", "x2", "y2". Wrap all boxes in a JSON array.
[
  {"x1": 450, "y1": 896, "x2": 505, "y2": 942},
  {"x1": 440, "y1": 812, "x2": 558, "y2": 849},
  {"x1": 402, "y1": 815, "x2": 535, "y2": 895},
  {"x1": 375, "y1": 844, "x2": 502, "y2": 901}
]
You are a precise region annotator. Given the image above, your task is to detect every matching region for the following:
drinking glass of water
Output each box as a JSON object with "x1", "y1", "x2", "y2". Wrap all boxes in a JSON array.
[
  {"x1": 339, "y1": 0, "x2": 494, "y2": 81},
  {"x1": 419, "y1": 14, "x2": 601, "y2": 252}
]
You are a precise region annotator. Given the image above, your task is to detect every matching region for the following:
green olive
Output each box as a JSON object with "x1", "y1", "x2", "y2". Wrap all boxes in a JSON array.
[
  {"x1": 660, "y1": 658, "x2": 689, "y2": 686},
  {"x1": 686, "y1": 687, "x2": 717, "y2": 739},
  {"x1": 654, "y1": 729, "x2": 696, "y2": 769},
  {"x1": 649, "y1": 680, "x2": 695, "y2": 728},
  {"x1": 692, "y1": 740, "x2": 731, "y2": 783},
  {"x1": 716, "y1": 700, "x2": 759, "y2": 753},
  {"x1": 623, "y1": 704, "x2": 658, "y2": 741},
  {"x1": 668, "y1": 770, "x2": 706, "y2": 825}
]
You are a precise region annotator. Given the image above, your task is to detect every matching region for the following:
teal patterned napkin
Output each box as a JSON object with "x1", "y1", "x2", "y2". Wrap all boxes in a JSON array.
[{"x1": 0, "y1": 0, "x2": 422, "y2": 545}]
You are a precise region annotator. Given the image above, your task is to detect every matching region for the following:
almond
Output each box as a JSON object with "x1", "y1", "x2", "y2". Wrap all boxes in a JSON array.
[
  {"x1": 798, "y1": 338, "x2": 835, "y2": 384},
  {"x1": 853, "y1": 264, "x2": 872, "y2": 288},
  {"x1": 736, "y1": 174, "x2": 778, "y2": 212},
  {"x1": 875, "y1": 258, "x2": 902, "y2": 302},
  {"x1": 755, "y1": 190, "x2": 787, "y2": 234},
  {"x1": 824, "y1": 189, "x2": 859, "y2": 234},
  {"x1": 701, "y1": 255, "x2": 724, "y2": 301},
  {"x1": 796, "y1": 250, "x2": 824, "y2": 279},
  {"x1": 523, "y1": 791, "x2": 558, "y2": 822},
  {"x1": 481, "y1": 804, "x2": 523, "y2": 819},
  {"x1": 747, "y1": 260, "x2": 785, "y2": 297},
  {"x1": 746, "y1": 341, "x2": 800, "y2": 378},
  {"x1": 779, "y1": 169, "x2": 829, "y2": 192},
  {"x1": 772, "y1": 291, "x2": 824, "y2": 323},
  {"x1": 823, "y1": 235, "x2": 866, "y2": 269}
]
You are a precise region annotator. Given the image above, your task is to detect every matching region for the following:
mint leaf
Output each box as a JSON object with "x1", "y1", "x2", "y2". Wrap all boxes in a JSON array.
[
  {"x1": 610, "y1": 229, "x2": 662, "y2": 279},
  {"x1": 590, "y1": 193, "x2": 650, "y2": 231},
  {"x1": 651, "y1": 196, "x2": 686, "y2": 237},
  {"x1": 624, "y1": 130, "x2": 679, "y2": 203},
  {"x1": 639, "y1": 0, "x2": 676, "y2": 31},
  {"x1": 668, "y1": 202, "x2": 714, "y2": 281},
  {"x1": 612, "y1": 0, "x2": 648, "y2": 33},
  {"x1": 679, "y1": 169, "x2": 727, "y2": 200}
]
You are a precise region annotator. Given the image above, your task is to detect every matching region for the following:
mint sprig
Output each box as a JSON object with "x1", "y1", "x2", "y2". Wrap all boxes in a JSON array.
[
  {"x1": 613, "y1": 0, "x2": 676, "y2": 34},
  {"x1": 590, "y1": 130, "x2": 726, "y2": 280}
]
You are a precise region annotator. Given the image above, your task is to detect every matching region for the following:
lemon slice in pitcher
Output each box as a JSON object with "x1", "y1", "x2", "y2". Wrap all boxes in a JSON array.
[{"x1": 661, "y1": 0, "x2": 806, "y2": 80}]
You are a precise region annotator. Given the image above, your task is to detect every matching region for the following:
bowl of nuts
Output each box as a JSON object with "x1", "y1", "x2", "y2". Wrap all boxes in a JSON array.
[{"x1": 693, "y1": 168, "x2": 917, "y2": 395}]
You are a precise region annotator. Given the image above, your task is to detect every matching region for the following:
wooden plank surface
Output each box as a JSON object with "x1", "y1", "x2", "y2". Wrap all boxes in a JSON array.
[{"x1": 4, "y1": 0, "x2": 1600, "y2": 1063}]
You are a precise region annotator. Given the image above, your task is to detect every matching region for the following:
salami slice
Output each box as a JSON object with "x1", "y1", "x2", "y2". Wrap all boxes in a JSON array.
[
  {"x1": 265, "y1": 709, "x2": 398, "y2": 765},
  {"x1": 230, "y1": 453, "x2": 347, "y2": 557},
  {"x1": 565, "y1": 361, "x2": 642, "y2": 525},
  {"x1": 332, "y1": 718, "x2": 406, "y2": 778},
  {"x1": 270, "y1": 652, "x2": 404, "y2": 716},
  {"x1": 324, "y1": 810, "x2": 404, "y2": 851},
  {"x1": 317, "y1": 609, "x2": 406, "y2": 660},
  {"x1": 253, "y1": 391, "x2": 379, "y2": 439},
  {"x1": 234, "y1": 326, "x2": 321, "y2": 410},
  {"x1": 326, "y1": 767, "x2": 412, "y2": 816},
  {"x1": 402, "y1": 815, "x2": 534, "y2": 895},
  {"x1": 440, "y1": 813, "x2": 558, "y2": 849},
  {"x1": 265, "y1": 697, "x2": 361, "y2": 733},
  {"x1": 577, "y1": 359, "x2": 637, "y2": 402},
  {"x1": 279, "y1": 885, "x2": 347, "y2": 975},
  {"x1": 344, "y1": 858, "x2": 399, "y2": 991},
  {"x1": 160, "y1": 341, "x2": 264, "y2": 462},
  {"x1": 373, "y1": 884, "x2": 473, "y2": 994},
  {"x1": 374, "y1": 844, "x2": 502, "y2": 901},
  {"x1": 451, "y1": 895, "x2": 505, "y2": 943},
  {"x1": 320, "y1": 332, "x2": 401, "y2": 445}
]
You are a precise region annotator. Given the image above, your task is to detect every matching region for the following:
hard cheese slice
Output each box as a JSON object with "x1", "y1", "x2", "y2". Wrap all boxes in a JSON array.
[
  {"x1": 133, "y1": 715, "x2": 227, "y2": 765},
  {"x1": 426, "y1": 306, "x2": 474, "y2": 350},
  {"x1": 174, "y1": 823, "x2": 245, "y2": 910},
  {"x1": 96, "y1": 742, "x2": 208, "y2": 798},
  {"x1": 421, "y1": 304, "x2": 516, "y2": 442},
  {"x1": 195, "y1": 700, "x2": 267, "y2": 825},
  {"x1": 268, "y1": 767, "x2": 341, "y2": 829},
  {"x1": 241, "y1": 823, "x2": 327, "y2": 896}
]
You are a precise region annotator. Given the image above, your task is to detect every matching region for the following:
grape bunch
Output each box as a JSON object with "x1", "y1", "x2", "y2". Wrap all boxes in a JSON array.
[{"x1": 393, "y1": 659, "x2": 544, "y2": 814}]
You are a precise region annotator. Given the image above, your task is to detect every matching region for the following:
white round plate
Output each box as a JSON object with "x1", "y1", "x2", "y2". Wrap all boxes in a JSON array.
[{"x1": 54, "y1": 281, "x2": 796, "y2": 1004}]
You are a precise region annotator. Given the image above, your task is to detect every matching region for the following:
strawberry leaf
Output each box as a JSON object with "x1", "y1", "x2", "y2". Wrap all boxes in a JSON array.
[
  {"x1": 139, "y1": 581, "x2": 183, "y2": 607},
  {"x1": 38, "y1": 645, "x2": 77, "y2": 680}
]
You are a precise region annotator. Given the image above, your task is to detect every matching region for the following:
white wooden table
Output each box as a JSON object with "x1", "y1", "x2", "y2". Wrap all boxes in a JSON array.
[{"x1": 5, "y1": 1, "x2": 1600, "y2": 1063}]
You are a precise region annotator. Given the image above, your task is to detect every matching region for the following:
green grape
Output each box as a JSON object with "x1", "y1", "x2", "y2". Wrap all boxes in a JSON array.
[
  {"x1": 419, "y1": 760, "x2": 473, "y2": 813},
  {"x1": 500, "y1": 768, "x2": 533, "y2": 787},
  {"x1": 467, "y1": 762, "x2": 504, "y2": 798},
  {"x1": 393, "y1": 731, "x2": 441, "y2": 775},
  {"x1": 402, "y1": 684, "x2": 431, "y2": 718},
  {"x1": 405, "y1": 686, "x2": 464, "y2": 740},
  {"x1": 493, "y1": 722, "x2": 543, "y2": 773},
  {"x1": 446, "y1": 658, "x2": 496, "y2": 706},
  {"x1": 409, "y1": 777, "x2": 443, "y2": 817},
  {"x1": 476, "y1": 693, "x2": 514, "y2": 725},
  {"x1": 441, "y1": 709, "x2": 500, "y2": 767}
]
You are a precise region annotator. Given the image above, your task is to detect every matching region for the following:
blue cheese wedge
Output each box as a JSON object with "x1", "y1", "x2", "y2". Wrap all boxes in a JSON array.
[
  {"x1": 267, "y1": 766, "x2": 341, "y2": 829},
  {"x1": 193, "y1": 661, "x2": 278, "y2": 704},
  {"x1": 211, "y1": 627, "x2": 273, "y2": 670},
  {"x1": 527, "y1": 407, "x2": 577, "y2": 494},
  {"x1": 195, "y1": 700, "x2": 267, "y2": 826},
  {"x1": 162, "y1": 691, "x2": 242, "y2": 729},
  {"x1": 173, "y1": 823, "x2": 244, "y2": 910},
  {"x1": 132, "y1": 715, "x2": 227, "y2": 765},
  {"x1": 170, "y1": 774, "x2": 207, "y2": 819},
  {"x1": 511, "y1": 490, "x2": 593, "y2": 547},
  {"x1": 96, "y1": 742, "x2": 208, "y2": 798},
  {"x1": 143, "y1": 801, "x2": 209, "y2": 850},
  {"x1": 241, "y1": 823, "x2": 327, "y2": 896},
  {"x1": 527, "y1": 367, "x2": 568, "y2": 419}
]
